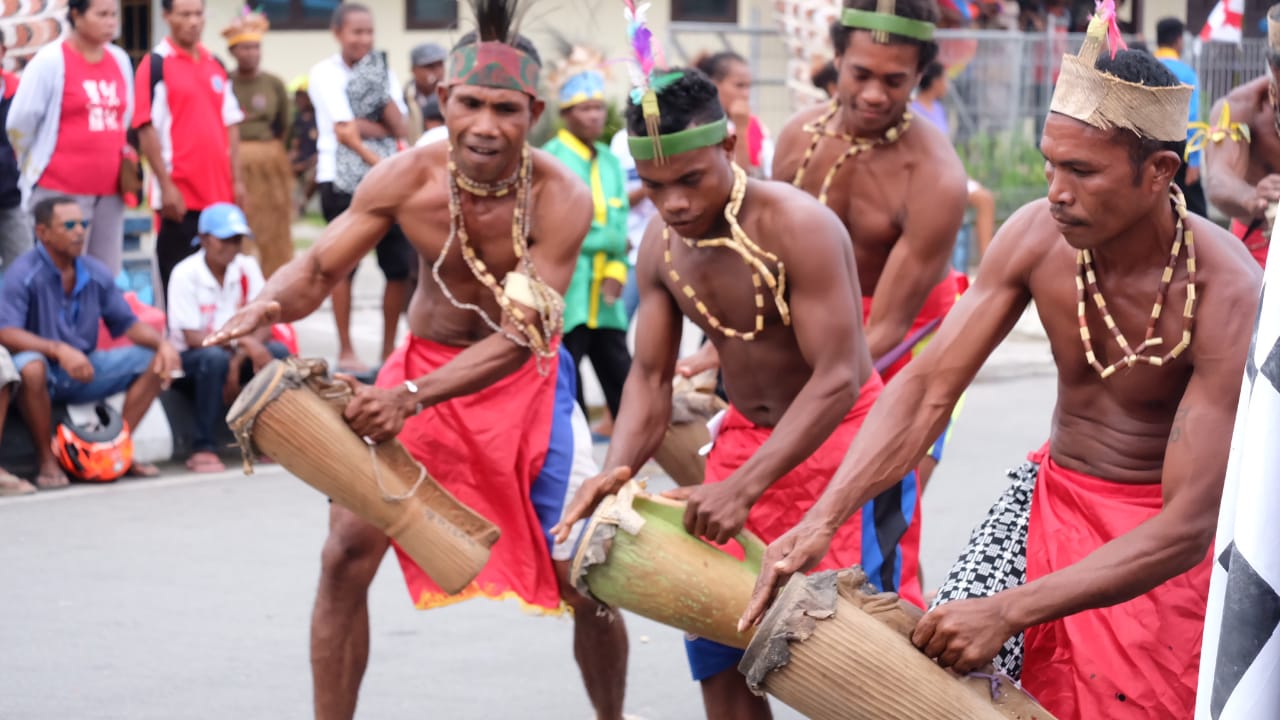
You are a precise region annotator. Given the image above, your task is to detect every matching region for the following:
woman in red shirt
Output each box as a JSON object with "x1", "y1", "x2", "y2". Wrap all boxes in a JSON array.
[{"x1": 8, "y1": 0, "x2": 134, "y2": 275}]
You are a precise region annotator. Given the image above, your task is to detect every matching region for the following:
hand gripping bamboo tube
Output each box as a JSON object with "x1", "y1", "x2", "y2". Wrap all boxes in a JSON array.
[
  {"x1": 571, "y1": 480, "x2": 764, "y2": 648},
  {"x1": 227, "y1": 357, "x2": 501, "y2": 594},
  {"x1": 652, "y1": 370, "x2": 726, "y2": 487},
  {"x1": 740, "y1": 569, "x2": 1056, "y2": 720}
]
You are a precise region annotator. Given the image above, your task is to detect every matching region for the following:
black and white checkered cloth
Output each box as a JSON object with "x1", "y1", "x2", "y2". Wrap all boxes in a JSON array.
[
  {"x1": 930, "y1": 460, "x2": 1037, "y2": 680},
  {"x1": 1197, "y1": 232, "x2": 1280, "y2": 719}
]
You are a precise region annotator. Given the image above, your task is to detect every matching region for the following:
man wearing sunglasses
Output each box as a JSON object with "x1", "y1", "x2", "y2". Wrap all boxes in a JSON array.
[
  {"x1": 0, "y1": 195, "x2": 180, "y2": 487},
  {"x1": 166, "y1": 202, "x2": 288, "y2": 473}
]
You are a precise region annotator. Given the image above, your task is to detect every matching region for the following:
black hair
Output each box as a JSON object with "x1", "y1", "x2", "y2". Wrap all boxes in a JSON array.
[
  {"x1": 423, "y1": 94, "x2": 444, "y2": 122},
  {"x1": 1269, "y1": 52, "x2": 1280, "y2": 71},
  {"x1": 1092, "y1": 49, "x2": 1186, "y2": 182},
  {"x1": 812, "y1": 60, "x2": 838, "y2": 95},
  {"x1": 66, "y1": 0, "x2": 88, "y2": 28},
  {"x1": 919, "y1": 61, "x2": 945, "y2": 91},
  {"x1": 1155, "y1": 17, "x2": 1184, "y2": 48},
  {"x1": 694, "y1": 51, "x2": 746, "y2": 82},
  {"x1": 831, "y1": 0, "x2": 940, "y2": 72},
  {"x1": 625, "y1": 68, "x2": 725, "y2": 137},
  {"x1": 33, "y1": 195, "x2": 77, "y2": 227},
  {"x1": 330, "y1": 2, "x2": 371, "y2": 30},
  {"x1": 451, "y1": 30, "x2": 542, "y2": 66},
  {"x1": 161, "y1": 0, "x2": 201, "y2": 11}
]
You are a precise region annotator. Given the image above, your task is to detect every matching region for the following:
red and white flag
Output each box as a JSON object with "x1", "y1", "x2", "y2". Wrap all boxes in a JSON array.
[{"x1": 1200, "y1": 0, "x2": 1245, "y2": 43}]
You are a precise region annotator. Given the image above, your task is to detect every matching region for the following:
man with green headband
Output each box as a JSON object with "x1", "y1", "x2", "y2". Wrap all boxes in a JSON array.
[
  {"x1": 205, "y1": 2, "x2": 631, "y2": 716},
  {"x1": 551, "y1": 68, "x2": 890, "y2": 720}
]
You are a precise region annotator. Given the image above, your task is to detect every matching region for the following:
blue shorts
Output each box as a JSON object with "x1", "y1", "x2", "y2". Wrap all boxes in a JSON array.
[
  {"x1": 927, "y1": 393, "x2": 967, "y2": 463},
  {"x1": 14, "y1": 345, "x2": 154, "y2": 405},
  {"x1": 529, "y1": 346, "x2": 598, "y2": 561}
]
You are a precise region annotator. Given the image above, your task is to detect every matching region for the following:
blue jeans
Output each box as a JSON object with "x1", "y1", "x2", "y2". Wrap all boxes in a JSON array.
[
  {"x1": 181, "y1": 342, "x2": 289, "y2": 453},
  {"x1": 14, "y1": 345, "x2": 154, "y2": 404},
  {"x1": 622, "y1": 263, "x2": 640, "y2": 321}
]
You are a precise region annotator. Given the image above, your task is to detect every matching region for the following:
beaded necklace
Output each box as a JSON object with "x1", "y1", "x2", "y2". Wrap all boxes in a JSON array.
[
  {"x1": 791, "y1": 101, "x2": 912, "y2": 205},
  {"x1": 431, "y1": 144, "x2": 563, "y2": 373},
  {"x1": 662, "y1": 164, "x2": 790, "y2": 341},
  {"x1": 1075, "y1": 186, "x2": 1197, "y2": 379}
]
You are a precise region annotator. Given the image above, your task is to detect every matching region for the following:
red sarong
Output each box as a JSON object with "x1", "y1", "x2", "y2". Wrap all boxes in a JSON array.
[
  {"x1": 861, "y1": 269, "x2": 969, "y2": 382},
  {"x1": 375, "y1": 336, "x2": 564, "y2": 612},
  {"x1": 703, "y1": 373, "x2": 925, "y2": 608},
  {"x1": 1022, "y1": 447, "x2": 1211, "y2": 720},
  {"x1": 1229, "y1": 219, "x2": 1270, "y2": 267}
]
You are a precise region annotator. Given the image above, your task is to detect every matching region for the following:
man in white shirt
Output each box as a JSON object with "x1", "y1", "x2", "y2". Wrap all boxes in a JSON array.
[
  {"x1": 167, "y1": 203, "x2": 287, "y2": 473},
  {"x1": 307, "y1": 2, "x2": 412, "y2": 373}
]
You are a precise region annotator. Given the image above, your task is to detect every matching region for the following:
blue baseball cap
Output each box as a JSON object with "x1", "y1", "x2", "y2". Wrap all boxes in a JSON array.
[{"x1": 194, "y1": 203, "x2": 253, "y2": 245}]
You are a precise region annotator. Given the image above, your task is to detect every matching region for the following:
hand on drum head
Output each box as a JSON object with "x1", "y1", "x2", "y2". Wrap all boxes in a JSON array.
[
  {"x1": 335, "y1": 373, "x2": 411, "y2": 444},
  {"x1": 738, "y1": 521, "x2": 836, "y2": 632},
  {"x1": 203, "y1": 300, "x2": 282, "y2": 348},
  {"x1": 550, "y1": 466, "x2": 633, "y2": 544},
  {"x1": 664, "y1": 482, "x2": 751, "y2": 547},
  {"x1": 910, "y1": 595, "x2": 1017, "y2": 674}
]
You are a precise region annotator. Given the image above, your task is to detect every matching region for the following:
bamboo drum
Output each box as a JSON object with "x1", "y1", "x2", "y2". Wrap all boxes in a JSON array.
[
  {"x1": 741, "y1": 570, "x2": 1056, "y2": 720},
  {"x1": 227, "y1": 358, "x2": 500, "y2": 594},
  {"x1": 571, "y1": 481, "x2": 764, "y2": 648}
]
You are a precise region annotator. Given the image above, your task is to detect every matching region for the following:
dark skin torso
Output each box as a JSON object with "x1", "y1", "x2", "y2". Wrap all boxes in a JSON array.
[
  {"x1": 652, "y1": 180, "x2": 871, "y2": 426},
  {"x1": 1206, "y1": 76, "x2": 1280, "y2": 224},
  {"x1": 772, "y1": 102, "x2": 962, "y2": 297},
  {"x1": 339, "y1": 141, "x2": 584, "y2": 347}
]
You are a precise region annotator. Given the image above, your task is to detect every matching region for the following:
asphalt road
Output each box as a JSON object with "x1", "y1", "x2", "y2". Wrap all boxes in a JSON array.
[{"x1": 0, "y1": 367, "x2": 1056, "y2": 720}]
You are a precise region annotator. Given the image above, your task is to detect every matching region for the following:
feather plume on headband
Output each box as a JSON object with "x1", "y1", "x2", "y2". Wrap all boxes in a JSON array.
[
  {"x1": 1093, "y1": 0, "x2": 1126, "y2": 59},
  {"x1": 623, "y1": 0, "x2": 682, "y2": 162}
]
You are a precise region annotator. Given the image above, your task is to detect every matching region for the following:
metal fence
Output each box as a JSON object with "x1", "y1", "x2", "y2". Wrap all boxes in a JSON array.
[{"x1": 668, "y1": 16, "x2": 1272, "y2": 220}]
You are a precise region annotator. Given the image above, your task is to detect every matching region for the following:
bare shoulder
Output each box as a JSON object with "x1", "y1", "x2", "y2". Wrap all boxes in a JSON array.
[
  {"x1": 1216, "y1": 76, "x2": 1269, "y2": 125},
  {"x1": 984, "y1": 198, "x2": 1059, "y2": 284},
  {"x1": 776, "y1": 101, "x2": 830, "y2": 142},
  {"x1": 531, "y1": 147, "x2": 592, "y2": 212},
  {"x1": 1188, "y1": 214, "x2": 1263, "y2": 307},
  {"x1": 752, "y1": 179, "x2": 851, "y2": 255},
  {"x1": 903, "y1": 119, "x2": 967, "y2": 194},
  {"x1": 349, "y1": 148, "x2": 432, "y2": 213}
]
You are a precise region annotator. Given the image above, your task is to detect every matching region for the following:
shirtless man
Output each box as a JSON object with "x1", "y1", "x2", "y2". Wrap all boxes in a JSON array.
[
  {"x1": 208, "y1": 4, "x2": 629, "y2": 718},
  {"x1": 551, "y1": 67, "x2": 892, "y2": 720},
  {"x1": 1203, "y1": 4, "x2": 1280, "y2": 268},
  {"x1": 742, "y1": 32, "x2": 1261, "y2": 720}
]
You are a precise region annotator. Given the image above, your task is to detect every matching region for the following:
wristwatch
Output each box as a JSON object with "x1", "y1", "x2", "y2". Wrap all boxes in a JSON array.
[{"x1": 403, "y1": 380, "x2": 425, "y2": 415}]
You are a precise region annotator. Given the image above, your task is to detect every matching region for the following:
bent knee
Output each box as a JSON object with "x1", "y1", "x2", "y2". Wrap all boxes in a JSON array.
[{"x1": 319, "y1": 519, "x2": 388, "y2": 583}]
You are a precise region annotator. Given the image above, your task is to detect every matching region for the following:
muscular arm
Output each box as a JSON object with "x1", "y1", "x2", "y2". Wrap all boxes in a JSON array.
[
  {"x1": 409, "y1": 162, "x2": 594, "y2": 408},
  {"x1": 1204, "y1": 97, "x2": 1264, "y2": 220},
  {"x1": 723, "y1": 199, "x2": 870, "y2": 503},
  {"x1": 0, "y1": 327, "x2": 64, "y2": 358},
  {"x1": 864, "y1": 145, "x2": 968, "y2": 361},
  {"x1": 246, "y1": 156, "x2": 403, "y2": 321},
  {"x1": 1000, "y1": 258, "x2": 1259, "y2": 632},
  {"x1": 809, "y1": 205, "x2": 1037, "y2": 530},
  {"x1": 598, "y1": 222, "x2": 682, "y2": 473}
]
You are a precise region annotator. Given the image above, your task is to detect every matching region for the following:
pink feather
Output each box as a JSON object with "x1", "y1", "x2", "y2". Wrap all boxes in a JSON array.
[{"x1": 1094, "y1": 0, "x2": 1127, "y2": 57}]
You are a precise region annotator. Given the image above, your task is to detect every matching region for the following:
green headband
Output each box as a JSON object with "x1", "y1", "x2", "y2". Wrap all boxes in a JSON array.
[
  {"x1": 628, "y1": 118, "x2": 730, "y2": 161},
  {"x1": 841, "y1": 9, "x2": 935, "y2": 41}
]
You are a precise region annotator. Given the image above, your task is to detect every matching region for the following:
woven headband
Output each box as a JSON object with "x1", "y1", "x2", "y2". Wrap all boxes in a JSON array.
[
  {"x1": 841, "y1": 9, "x2": 935, "y2": 41},
  {"x1": 627, "y1": 118, "x2": 730, "y2": 161},
  {"x1": 447, "y1": 41, "x2": 541, "y2": 96}
]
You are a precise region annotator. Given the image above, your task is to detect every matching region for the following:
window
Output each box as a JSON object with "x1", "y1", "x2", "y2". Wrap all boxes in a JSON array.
[
  {"x1": 260, "y1": 0, "x2": 340, "y2": 31},
  {"x1": 407, "y1": 0, "x2": 458, "y2": 29},
  {"x1": 672, "y1": 0, "x2": 737, "y2": 23}
]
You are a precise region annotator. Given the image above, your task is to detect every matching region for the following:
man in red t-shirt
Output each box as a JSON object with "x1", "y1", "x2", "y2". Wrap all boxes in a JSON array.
[{"x1": 134, "y1": 0, "x2": 245, "y2": 302}]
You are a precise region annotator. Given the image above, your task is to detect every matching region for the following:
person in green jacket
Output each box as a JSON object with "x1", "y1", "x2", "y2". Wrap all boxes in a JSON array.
[{"x1": 543, "y1": 66, "x2": 632, "y2": 430}]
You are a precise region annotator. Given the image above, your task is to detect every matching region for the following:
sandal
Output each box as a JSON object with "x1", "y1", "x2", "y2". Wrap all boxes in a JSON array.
[
  {"x1": 185, "y1": 452, "x2": 226, "y2": 474},
  {"x1": 0, "y1": 471, "x2": 36, "y2": 496}
]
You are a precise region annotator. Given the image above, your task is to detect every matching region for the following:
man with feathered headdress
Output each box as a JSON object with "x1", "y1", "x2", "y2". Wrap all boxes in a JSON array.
[
  {"x1": 551, "y1": 3, "x2": 890, "y2": 716},
  {"x1": 744, "y1": 3, "x2": 1261, "y2": 718},
  {"x1": 207, "y1": 1, "x2": 631, "y2": 717},
  {"x1": 1203, "y1": 3, "x2": 1280, "y2": 268},
  {"x1": 223, "y1": 7, "x2": 294, "y2": 279},
  {"x1": 542, "y1": 47, "x2": 632, "y2": 435}
]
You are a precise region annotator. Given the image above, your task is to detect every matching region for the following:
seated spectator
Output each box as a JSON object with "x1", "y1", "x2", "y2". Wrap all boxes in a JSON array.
[
  {"x1": 167, "y1": 203, "x2": 288, "y2": 473},
  {"x1": 0, "y1": 195, "x2": 179, "y2": 485},
  {"x1": 0, "y1": 346, "x2": 44, "y2": 495},
  {"x1": 287, "y1": 75, "x2": 318, "y2": 216},
  {"x1": 412, "y1": 94, "x2": 447, "y2": 148}
]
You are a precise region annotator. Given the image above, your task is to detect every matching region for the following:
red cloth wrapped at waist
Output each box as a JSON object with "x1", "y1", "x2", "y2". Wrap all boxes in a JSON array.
[
  {"x1": 702, "y1": 372, "x2": 923, "y2": 607},
  {"x1": 1022, "y1": 445, "x2": 1211, "y2": 720},
  {"x1": 375, "y1": 335, "x2": 564, "y2": 612},
  {"x1": 862, "y1": 269, "x2": 968, "y2": 381},
  {"x1": 1229, "y1": 219, "x2": 1269, "y2": 268}
]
